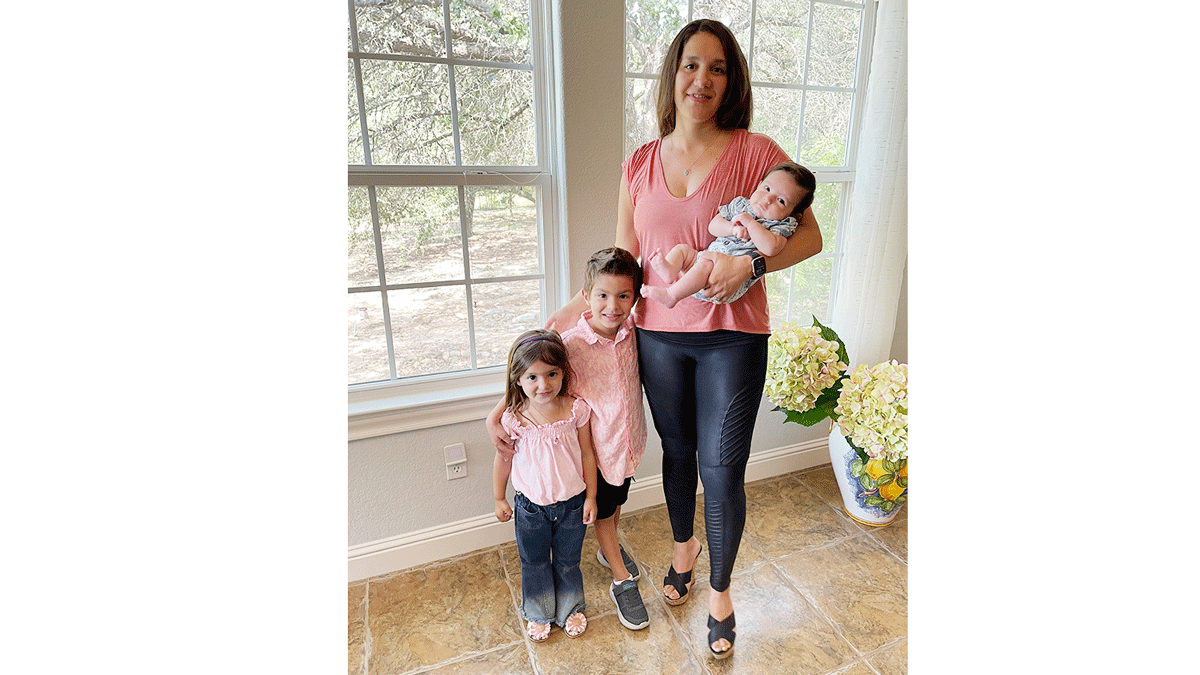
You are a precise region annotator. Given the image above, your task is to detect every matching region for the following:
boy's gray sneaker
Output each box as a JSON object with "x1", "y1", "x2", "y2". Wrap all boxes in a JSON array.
[
  {"x1": 597, "y1": 545, "x2": 641, "y2": 581},
  {"x1": 609, "y1": 578, "x2": 649, "y2": 630}
]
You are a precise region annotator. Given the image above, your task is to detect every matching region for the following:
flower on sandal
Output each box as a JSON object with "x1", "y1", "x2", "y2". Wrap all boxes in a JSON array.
[
  {"x1": 527, "y1": 621, "x2": 550, "y2": 641},
  {"x1": 564, "y1": 612, "x2": 587, "y2": 637}
]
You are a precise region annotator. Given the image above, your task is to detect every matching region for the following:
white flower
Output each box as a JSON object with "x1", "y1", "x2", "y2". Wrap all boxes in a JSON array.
[
  {"x1": 835, "y1": 360, "x2": 907, "y2": 463},
  {"x1": 764, "y1": 323, "x2": 848, "y2": 414}
]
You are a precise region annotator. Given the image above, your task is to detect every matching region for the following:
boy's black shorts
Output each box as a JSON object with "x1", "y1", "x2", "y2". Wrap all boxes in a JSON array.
[{"x1": 594, "y1": 469, "x2": 632, "y2": 521}]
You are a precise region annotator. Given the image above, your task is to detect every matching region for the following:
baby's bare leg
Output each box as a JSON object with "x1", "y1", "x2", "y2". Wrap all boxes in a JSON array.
[
  {"x1": 641, "y1": 251, "x2": 714, "y2": 309},
  {"x1": 648, "y1": 244, "x2": 697, "y2": 284}
]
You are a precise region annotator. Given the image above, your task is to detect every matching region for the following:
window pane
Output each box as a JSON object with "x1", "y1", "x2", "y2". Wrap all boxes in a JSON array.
[
  {"x1": 375, "y1": 186, "x2": 464, "y2": 285},
  {"x1": 361, "y1": 59, "x2": 453, "y2": 166},
  {"x1": 751, "y1": 0, "x2": 810, "y2": 84},
  {"x1": 808, "y1": 3, "x2": 860, "y2": 88},
  {"x1": 467, "y1": 187, "x2": 540, "y2": 279},
  {"x1": 348, "y1": 186, "x2": 378, "y2": 288},
  {"x1": 625, "y1": 0, "x2": 687, "y2": 74},
  {"x1": 391, "y1": 286, "x2": 471, "y2": 378},
  {"x1": 450, "y1": 0, "x2": 531, "y2": 64},
  {"x1": 348, "y1": 291, "x2": 390, "y2": 385},
  {"x1": 750, "y1": 86, "x2": 800, "y2": 159},
  {"x1": 624, "y1": 77, "x2": 659, "y2": 159},
  {"x1": 766, "y1": 256, "x2": 832, "y2": 329},
  {"x1": 812, "y1": 181, "x2": 840, "y2": 248},
  {"x1": 472, "y1": 280, "x2": 543, "y2": 369},
  {"x1": 348, "y1": 61, "x2": 364, "y2": 164},
  {"x1": 456, "y1": 67, "x2": 535, "y2": 166},
  {"x1": 799, "y1": 89, "x2": 851, "y2": 167},
  {"x1": 353, "y1": 0, "x2": 446, "y2": 58},
  {"x1": 693, "y1": 0, "x2": 751, "y2": 51}
]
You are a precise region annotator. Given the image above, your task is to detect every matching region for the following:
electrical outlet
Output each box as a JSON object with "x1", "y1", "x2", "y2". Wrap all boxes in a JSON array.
[{"x1": 445, "y1": 443, "x2": 467, "y2": 480}]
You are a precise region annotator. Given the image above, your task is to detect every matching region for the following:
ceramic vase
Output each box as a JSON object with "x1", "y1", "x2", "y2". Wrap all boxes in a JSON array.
[{"x1": 828, "y1": 427, "x2": 906, "y2": 526}]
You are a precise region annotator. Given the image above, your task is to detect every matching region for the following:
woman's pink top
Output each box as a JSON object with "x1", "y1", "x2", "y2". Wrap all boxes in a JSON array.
[
  {"x1": 501, "y1": 397, "x2": 591, "y2": 506},
  {"x1": 623, "y1": 128, "x2": 790, "y2": 334}
]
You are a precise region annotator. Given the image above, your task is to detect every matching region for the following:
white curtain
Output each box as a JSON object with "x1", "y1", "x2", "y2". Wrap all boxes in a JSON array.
[{"x1": 829, "y1": 0, "x2": 908, "y2": 368}]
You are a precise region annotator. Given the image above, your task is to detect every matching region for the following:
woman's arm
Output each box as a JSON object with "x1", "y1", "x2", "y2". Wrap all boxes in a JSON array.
[
  {"x1": 701, "y1": 206, "x2": 822, "y2": 302},
  {"x1": 485, "y1": 399, "x2": 516, "y2": 461},
  {"x1": 764, "y1": 206, "x2": 822, "y2": 273}
]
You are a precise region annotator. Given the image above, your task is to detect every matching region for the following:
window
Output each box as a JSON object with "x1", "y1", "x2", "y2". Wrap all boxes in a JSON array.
[
  {"x1": 624, "y1": 0, "x2": 875, "y2": 328},
  {"x1": 347, "y1": 0, "x2": 563, "y2": 431}
]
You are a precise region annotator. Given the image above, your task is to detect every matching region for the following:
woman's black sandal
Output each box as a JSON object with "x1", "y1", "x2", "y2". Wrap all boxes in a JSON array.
[
  {"x1": 707, "y1": 612, "x2": 736, "y2": 659},
  {"x1": 662, "y1": 544, "x2": 702, "y2": 606}
]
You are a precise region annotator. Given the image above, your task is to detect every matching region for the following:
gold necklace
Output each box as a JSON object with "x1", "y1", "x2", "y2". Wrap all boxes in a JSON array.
[{"x1": 678, "y1": 135, "x2": 719, "y2": 176}]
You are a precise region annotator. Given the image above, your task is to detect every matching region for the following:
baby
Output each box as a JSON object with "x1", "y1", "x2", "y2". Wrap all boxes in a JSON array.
[{"x1": 640, "y1": 161, "x2": 816, "y2": 308}]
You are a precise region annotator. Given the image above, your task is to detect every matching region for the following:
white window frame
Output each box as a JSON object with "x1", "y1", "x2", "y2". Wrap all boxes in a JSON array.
[{"x1": 347, "y1": 0, "x2": 567, "y2": 439}]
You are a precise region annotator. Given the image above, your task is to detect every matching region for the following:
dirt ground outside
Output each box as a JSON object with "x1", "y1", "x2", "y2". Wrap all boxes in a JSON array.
[{"x1": 348, "y1": 204, "x2": 541, "y2": 385}]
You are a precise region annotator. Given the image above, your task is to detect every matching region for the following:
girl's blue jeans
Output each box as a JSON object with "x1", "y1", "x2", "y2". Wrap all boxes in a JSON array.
[{"x1": 514, "y1": 489, "x2": 588, "y2": 626}]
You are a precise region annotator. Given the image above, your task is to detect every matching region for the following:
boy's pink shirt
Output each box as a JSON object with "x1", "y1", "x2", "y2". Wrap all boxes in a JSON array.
[
  {"x1": 623, "y1": 129, "x2": 789, "y2": 334},
  {"x1": 500, "y1": 397, "x2": 591, "y2": 506},
  {"x1": 560, "y1": 311, "x2": 646, "y2": 486}
]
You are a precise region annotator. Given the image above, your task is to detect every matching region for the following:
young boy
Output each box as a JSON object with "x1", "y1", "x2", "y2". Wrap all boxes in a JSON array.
[{"x1": 487, "y1": 247, "x2": 649, "y2": 631}]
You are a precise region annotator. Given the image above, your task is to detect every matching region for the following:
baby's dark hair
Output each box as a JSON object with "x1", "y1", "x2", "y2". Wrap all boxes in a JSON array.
[
  {"x1": 583, "y1": 247, "x2": 643, "y2": 294},
  {"x1": 504, "y1": 329, "x2": 572, "y2": 414},
  {"x1": 763, "y1": 161, "x2": 817, "y2": 217}
]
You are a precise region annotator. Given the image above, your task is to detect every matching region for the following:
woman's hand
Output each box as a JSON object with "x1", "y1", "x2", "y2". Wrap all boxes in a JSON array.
[
  {"x1": 699, "y1": 251, "x2": 753, "y2": 303},
  {"x1": 486, "y1": 400, "x2": 517, "y2": 461},
  {"x1": 545, "y1": 290, "x2": 588, "y2": 334},
  {"x1": 545, "y1": 305, "x2": 579, "y2": 334}
]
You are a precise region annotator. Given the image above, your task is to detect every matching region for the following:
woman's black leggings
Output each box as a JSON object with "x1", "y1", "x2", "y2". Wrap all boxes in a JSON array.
[{"x1": 636, "y1": 328, "x2": 768, "y2": 592}]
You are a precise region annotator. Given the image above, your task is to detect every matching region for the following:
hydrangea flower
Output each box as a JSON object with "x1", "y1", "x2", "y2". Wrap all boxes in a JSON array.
[
  {"x1": 764, "y1": 322, "x2": 848, "y2": 415},
  {"x1": 835, "y1": 360, "x2": 907, "y2": 463}
]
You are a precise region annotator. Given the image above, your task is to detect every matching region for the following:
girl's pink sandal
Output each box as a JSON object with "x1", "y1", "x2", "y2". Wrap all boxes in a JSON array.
[
  {"x1": 526, "y1": 620, "x2": 551, "y2": 642},
  {"x1": 564, "y1": 612, "x2": 587, "y2": 638}
]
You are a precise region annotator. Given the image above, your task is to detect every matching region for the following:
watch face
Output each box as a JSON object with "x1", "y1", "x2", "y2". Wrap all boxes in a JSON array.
[{"x1": 753, "y1": 255, "x2": 766, "y2": 277}]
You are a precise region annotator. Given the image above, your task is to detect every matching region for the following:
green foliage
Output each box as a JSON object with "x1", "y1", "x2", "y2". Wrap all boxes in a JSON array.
[{"x1": 810, "y1": 315, "x2": 849, "y2": 368}]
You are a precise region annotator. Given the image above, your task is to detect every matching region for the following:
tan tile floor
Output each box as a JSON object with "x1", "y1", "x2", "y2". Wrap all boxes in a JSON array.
[{"x1": 349, "y1": 465, "x2": 907, "y2": 675}]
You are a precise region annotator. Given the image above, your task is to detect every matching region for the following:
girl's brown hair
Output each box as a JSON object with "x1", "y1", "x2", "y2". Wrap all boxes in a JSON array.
[
  {"x1": 654, "y1": 19, "x2": 752, "y2": 138},
  {"x1": 504, "y1": 329, "x2": 572, "y2": 416}
]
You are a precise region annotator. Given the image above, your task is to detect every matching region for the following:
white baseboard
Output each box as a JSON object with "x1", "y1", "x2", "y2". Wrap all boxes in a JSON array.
[{"x1": 348, "y1": 438, "x2": 829, "y2": 582}]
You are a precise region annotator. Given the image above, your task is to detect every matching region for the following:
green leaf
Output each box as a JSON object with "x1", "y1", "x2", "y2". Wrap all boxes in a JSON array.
[
  {"x1": 850, "y1": 459, "x2": 864, "y2": 477},
  {"x1": 811, "y1": 316, "x2": 850, "y2": 366},
  {"x1": 897, "y1": 476, "x2": 907, "y2": 489},
  {"x1": 786, "y1": 407, "x2": 832, "y2": 427},
  {"x1": 876, "y1": 474, "x2": 894, "y2": 487},
  {"x1": 812, "y1": 388, "x2": 843, "y2": 422},
  {"x1": 881, "y1": 500, "x2": 895, "y2": 512},
  {"x1": 864, "y1": 496, "x2": 885, "y2": 506},
  {"x1": 859, "y1": 475, "x2": 876, "y2": 491},
  {"x1": 882, "y1": 458, "x2": 897, "y2": 473},
  {"x1": 895, "y1": 494, "x2": 907, "y2": 504},
  {"x1": 844, "y1": 435, "x2": 870, "y2": 467}
]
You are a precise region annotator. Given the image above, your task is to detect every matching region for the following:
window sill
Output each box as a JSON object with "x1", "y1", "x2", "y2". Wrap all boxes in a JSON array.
[{"x1": 348, "y1": 373, "x2": 506, "y2": 441}]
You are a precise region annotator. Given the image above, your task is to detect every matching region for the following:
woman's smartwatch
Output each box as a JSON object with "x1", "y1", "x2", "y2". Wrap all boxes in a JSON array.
[{"x1": 748, "y1": 251, "x2": 767, "y2": 280}]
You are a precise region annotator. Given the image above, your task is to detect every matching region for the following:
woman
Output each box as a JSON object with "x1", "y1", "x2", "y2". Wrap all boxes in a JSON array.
[{"x1": 548, "y1": 19, "x2": 822, "y2": 658}]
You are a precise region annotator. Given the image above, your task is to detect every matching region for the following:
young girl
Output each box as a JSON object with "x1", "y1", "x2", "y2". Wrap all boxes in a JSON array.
[{"x1": 493, "y1": 329, "x2": 598, "y2": 642}]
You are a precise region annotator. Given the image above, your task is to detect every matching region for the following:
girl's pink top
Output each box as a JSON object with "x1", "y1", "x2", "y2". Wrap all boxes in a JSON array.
[
  {"x1": 501, "y1": 397, "x2": 591, "y2": 506},
  {"x1": 623, "y1": 128, "x2": 790, "y2": 334}
]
